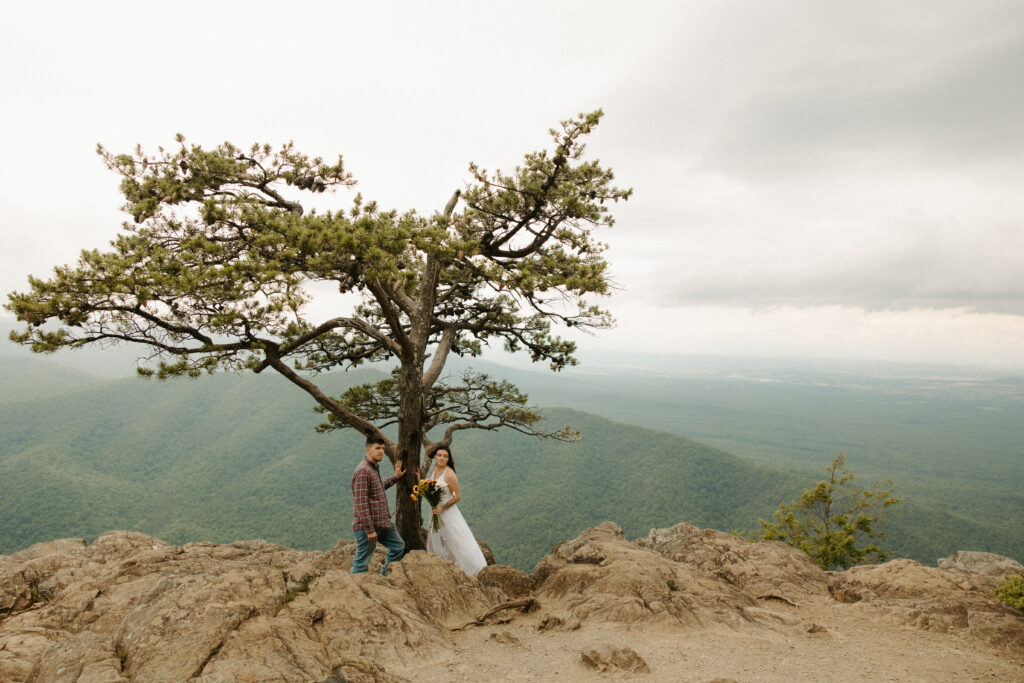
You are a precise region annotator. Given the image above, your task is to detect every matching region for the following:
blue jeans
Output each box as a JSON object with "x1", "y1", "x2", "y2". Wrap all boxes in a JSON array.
[{"x1": 351, "y1": 526, "x2": 405, "y2": 575}]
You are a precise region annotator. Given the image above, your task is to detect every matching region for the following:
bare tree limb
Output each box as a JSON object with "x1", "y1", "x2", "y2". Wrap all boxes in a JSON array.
[{"x1": 449, "y1": 598, "x2": 538, "y2": 631}]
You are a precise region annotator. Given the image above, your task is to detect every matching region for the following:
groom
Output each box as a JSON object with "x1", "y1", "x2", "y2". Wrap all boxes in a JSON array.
[{"x1": 350, "y1": 435, "x2": 407, "y2": 576}]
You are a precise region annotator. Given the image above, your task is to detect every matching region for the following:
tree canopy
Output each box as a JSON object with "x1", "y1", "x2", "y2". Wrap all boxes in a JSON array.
[{"x1": 6, "y1": 110, "x2": 631, "y2": 546}]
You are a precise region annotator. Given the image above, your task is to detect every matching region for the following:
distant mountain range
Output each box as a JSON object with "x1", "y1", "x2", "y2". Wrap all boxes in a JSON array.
[{"x1": 1, "y1": 326, "x2": 1021, "y2": 570}]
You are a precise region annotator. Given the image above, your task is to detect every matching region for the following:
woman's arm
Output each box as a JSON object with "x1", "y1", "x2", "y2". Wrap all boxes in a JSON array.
[{"x1": 433, "y1": 472, "x2": 461, "y2": 514}]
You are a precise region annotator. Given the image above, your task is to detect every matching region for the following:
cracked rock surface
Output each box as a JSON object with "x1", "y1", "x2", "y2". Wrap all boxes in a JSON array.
[
  {"x1": 2, "y1": 525, "x2": 1022, "y2": 682},
  {"x1": 0, "y1": 531, "x2": 502, "y2": 682}
]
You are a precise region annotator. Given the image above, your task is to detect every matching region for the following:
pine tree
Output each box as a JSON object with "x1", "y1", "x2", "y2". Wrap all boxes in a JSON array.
[
  {"x1": 6, "y1": 111, "x2": 631, "y2": 547},
  {"x1": 758, "y1": 454, "x2": 899, "y2": 570}
]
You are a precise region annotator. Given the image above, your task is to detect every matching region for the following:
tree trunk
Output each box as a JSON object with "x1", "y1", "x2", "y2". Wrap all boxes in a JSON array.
[{"x1": 394, "y1": 362, "x2": 426, "y2": 549}]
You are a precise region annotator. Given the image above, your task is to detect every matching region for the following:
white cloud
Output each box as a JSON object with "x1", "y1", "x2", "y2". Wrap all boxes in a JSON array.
[
  {"x1": 2, "y1": 1, "x2": 1023, "y2": 372},
  {"x1": 589, "y1": 302, "x2": 1024, "y2": 371},
  {"x1": 655, "y1": 214, "x2": 1024, "y2": 314}
]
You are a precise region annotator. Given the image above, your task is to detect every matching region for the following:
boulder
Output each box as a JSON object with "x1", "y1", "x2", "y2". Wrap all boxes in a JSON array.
[
  {"x1": 531, "y1": 523, "x2": 794, "y2": 629},
  {"x1": 7, "y1": 538, "x2": 88, "y2": 563},
  {"x1": 636, "y1": 522, "x2": 828, "y2": 601},
  {"x1": 0, "y1": 535, "x2": 503, "y2": 683},
  {"x1": 829, "y1": 559, "x2": 1024, "y2": 653},
  {"x1": 477, "y1": 565, "x2": 533, "y2": 599},
  {"x1": 937, "y1": 551, "x2": 1024, "y2": 593},
  {"x1": 478, "y1": 539, "x2": 497, "y2": 566}
]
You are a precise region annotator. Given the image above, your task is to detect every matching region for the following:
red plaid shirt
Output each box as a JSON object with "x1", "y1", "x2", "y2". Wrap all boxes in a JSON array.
[{"x1": 351, "y1": 457, "x2": 399, "y2": 533}]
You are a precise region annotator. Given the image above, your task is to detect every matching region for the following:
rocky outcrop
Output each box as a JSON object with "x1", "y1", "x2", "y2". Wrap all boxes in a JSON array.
[
  {"x1": 637, "y1": 522, "x2": 828, "y2": 601},
  {"x1": 477, "y1": 565, "x2": 533, "y2": 599},
  {"x1": 0, "y1": 532, "x2": 503, "y2": 682},
  {"x1": 531, "y1": 522, "x2": 796, "y2": 629},
  {"x1": 478, "y1": 540, "x2": 496, "y2": 566},
  {"x1": 2, "y1": 525, "x2": 1021, "y2": 681},
  {"x1": 937, "y1": 551, "x2": 1024, "y2": 593},
  {"x1": 828, "y1": 558, "x2": 1024, "y2": 652}
]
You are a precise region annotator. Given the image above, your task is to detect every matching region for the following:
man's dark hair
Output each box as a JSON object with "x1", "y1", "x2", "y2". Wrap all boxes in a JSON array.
[{"x1": 365, "y1": 434, "x2": 387, "y2": 447}]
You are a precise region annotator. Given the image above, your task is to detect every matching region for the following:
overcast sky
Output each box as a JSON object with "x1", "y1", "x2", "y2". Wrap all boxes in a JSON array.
[{"x1": 2, "y1": 1, "x2": 1023, "y2": 372}]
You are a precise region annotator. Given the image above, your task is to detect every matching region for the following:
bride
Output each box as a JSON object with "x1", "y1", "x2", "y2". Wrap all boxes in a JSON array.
[{"x1": 424, "y1": 446, "x2": 488, "y2": 577}]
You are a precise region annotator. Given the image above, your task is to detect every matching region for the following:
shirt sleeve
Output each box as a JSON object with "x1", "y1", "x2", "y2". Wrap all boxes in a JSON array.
[
  {"x1": 382, "y1": 474, "x2": 400, "y2": 490},
  {"x1": 352, "y1": 468, "x2": 374, "y2": 532}
]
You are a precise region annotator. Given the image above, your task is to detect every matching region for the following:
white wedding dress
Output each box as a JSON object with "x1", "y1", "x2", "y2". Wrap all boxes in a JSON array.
[{"x1": 425, "y1": 468, "x2": 488, "y2": 577}]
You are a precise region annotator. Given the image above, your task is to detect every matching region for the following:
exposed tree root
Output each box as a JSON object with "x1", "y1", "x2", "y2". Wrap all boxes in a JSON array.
[{"x1": 450, "y1": 598, "x2": 538, "y2": 631}]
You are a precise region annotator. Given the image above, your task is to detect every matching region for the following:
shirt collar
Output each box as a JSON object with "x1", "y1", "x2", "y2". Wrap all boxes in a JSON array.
[{"x1": 363, "y1": 457, "x2": 380, "y2": 470}]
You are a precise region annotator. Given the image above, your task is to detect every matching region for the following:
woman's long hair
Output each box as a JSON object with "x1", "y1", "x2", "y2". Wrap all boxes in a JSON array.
[{"x1": 431, "y1": 446, "x2": 456, "y2": 473}]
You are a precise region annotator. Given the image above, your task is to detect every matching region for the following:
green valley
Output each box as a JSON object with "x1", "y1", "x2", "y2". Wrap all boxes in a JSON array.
[{"x1": 0, "y1": 351, "x2": 1020, "y2": 571}]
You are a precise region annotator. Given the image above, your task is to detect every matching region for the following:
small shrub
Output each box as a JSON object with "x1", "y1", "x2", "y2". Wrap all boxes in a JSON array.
[
  {"x1": 994, "y1": 573, "x2": 1024, "y2": 612},
  {"x1": 757, "y1": 454, "x2": 898, "y2": 571}
]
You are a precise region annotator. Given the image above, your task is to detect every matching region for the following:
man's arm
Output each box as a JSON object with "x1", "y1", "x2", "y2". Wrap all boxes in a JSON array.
[{"x1": 352, "y1": 467, "x2": 374, "y2": 532}]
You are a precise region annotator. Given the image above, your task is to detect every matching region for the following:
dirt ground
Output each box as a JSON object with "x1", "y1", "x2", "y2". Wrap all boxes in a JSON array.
[{"x1": 390, "y1": 594, "x2": 1024, "y2": 682}]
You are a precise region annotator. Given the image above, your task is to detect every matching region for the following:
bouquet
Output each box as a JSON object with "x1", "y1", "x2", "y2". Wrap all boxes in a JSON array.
[{"x1": 410, "y1": 479, "x2": 448, "y2": 531}]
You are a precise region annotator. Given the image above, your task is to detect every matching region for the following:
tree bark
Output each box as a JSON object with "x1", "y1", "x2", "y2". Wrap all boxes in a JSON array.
[
  {"x1": 391, "y1": 231, "x2": 448, "y2": 549},
  {"x1": 394, "y1": 359, "x2": 426, "y2": 549}
]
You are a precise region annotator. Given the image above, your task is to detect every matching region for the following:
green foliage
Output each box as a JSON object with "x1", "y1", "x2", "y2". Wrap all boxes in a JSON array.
[
  {"x1": 0, "y1": 356, "x2": 801, "y2": 571},
  {"x1": 4, "y1": 112, "x2": 632, "y2": 542},
  {"x1": 758, "y1": 454, "x2": 900, "y2": 570},
  {"x1": 316, "y1": 367, "x2": 580, "y2": 450},
  {"x1": 1, "y1": 355, "x2": 1021, "y2": 572},
  {"x1": 491, "y1": 357, "x2": 1024, "y2": 563},
  {"x1": 994, "y1": 573, "x2": 1024, "y2": 612},
  {"x1": 0, "y1": 357, "x2": 375, "y2": 555},
  {"x1": 6, "y1": 111, "x2": 628, "y2": 389},
  {"x1": 453, "y1": 408, "x2": 808, "y2": 570}
]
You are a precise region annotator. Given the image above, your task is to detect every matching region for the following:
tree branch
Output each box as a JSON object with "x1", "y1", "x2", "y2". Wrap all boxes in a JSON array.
[
  {"x1": 366, "y1": 282, "x2": 412, "y2": 355},
  {"x1": 262, "y1": 347, "x2": 392, "y2": 449},
  {"x1": 422, "y1": 327, "x2": 456, "y2": 390},
  {"x1": 254, "y1": 315, "x2": 400, "y2": 373},
  {"x1": 442, "y1": 189, "x2": 461, "y2": 218}
]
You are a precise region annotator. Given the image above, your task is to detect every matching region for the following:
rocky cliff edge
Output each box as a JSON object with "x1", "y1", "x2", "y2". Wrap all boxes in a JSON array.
[{"x1": 1, "y1": 523, "x2": 1021, "y2": 682}]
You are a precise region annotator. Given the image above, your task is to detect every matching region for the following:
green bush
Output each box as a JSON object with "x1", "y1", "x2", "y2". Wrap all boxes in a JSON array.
[
  {"x1": 994, "y1": 573, "x2": 1024, "y2": 611},
  {"x1": 757, "y1": 454, "x2": 899, "y2": 571}
]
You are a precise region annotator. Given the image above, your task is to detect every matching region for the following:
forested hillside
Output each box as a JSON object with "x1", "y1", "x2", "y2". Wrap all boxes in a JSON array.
[
  {"x1": 1, "y1": 353, "x2": 1020, "y2": 570},
  {"x1": 453, "y1": 411, "x2": 1017, "y2": 569},
  {"x1": 0, "y1": 355, "x2": 804, "y2": 569},
  {"x1": 445, "y1": 356, "x2": 1024, "y2": 560},
  {"x1": 0, "y1": 353, "x2": 102, "y2": 402},
  {"x1": 0, "y1": 357, "x2": 374, "y2": 553}
]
